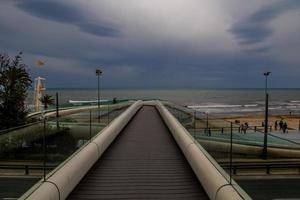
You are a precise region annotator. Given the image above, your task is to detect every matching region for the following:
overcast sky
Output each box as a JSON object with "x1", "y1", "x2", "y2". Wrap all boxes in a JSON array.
[{"x1": 0, "y1": 0, "x2": 299, "y2": 88}]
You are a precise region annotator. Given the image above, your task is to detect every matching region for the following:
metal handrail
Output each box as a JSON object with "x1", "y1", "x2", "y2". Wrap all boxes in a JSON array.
[
  {"x1": 0, "y1": 121, "x2": 42, "y2": 135},
  {"x1": 221, "y1": 162, "x2": 300, "y2": 175},
  {"x1": 0, "y1": 164, "x2": 57, "y2": 175}
]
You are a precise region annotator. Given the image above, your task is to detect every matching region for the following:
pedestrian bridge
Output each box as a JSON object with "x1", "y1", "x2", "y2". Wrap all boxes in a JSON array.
[{"x1": 20, "y1": 101, "x2": 249, "y2": 200}]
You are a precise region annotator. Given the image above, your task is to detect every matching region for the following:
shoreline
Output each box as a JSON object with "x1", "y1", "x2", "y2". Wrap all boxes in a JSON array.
[{"x1": 222, "y1": 114, "x2": 300, "y2": 130}]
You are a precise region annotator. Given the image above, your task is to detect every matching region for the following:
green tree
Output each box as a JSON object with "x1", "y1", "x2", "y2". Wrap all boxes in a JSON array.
[
  {"x1": 0, "y1": 52, "x2": 32, "y2": 129},
  {"x1": 40, "y1": 94, "x2": 54, "y2": 110}
]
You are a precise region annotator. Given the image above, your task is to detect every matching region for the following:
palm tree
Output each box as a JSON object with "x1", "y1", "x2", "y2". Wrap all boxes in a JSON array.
[
  {"x1": 40, "y1": 94, "x2": 55, "y2": 110},
  {"x1": 0, "y1": 52, "x2": 32, "y2": 129}
]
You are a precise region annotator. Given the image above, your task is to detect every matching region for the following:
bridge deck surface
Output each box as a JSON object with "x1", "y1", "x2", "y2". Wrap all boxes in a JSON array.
[{"x1": 68, "y1": 106, "x2": 208, "y2": 199}]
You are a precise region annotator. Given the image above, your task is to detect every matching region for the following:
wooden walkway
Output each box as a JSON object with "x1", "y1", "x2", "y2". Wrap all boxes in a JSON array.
[{"x1": 68, "y1": 106, "x2": 208, "y2": 199}]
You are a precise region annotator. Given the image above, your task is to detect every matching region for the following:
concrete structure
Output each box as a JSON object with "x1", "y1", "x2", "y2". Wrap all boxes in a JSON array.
[
  {"x1": 199, "y1": 139, "x2": 300, "y2": 158},
  {"x1": 69, "y1": 106, "x2": 208, "y2": 199},
  {"x1": 20, "y1": 101, "x2": 250, "y2": 200},
  {"x1": 155, "y1": 101, "x2": 249, "y2": 200},
  {"x1": 33, "y1": 76, "x2": 46, "y2": 112}
]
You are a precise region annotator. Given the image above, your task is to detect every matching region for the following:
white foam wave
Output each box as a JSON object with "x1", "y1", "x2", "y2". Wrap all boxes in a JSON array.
[
  {"x1": 244, "y1": 104, "x2": 258, "y2": 107},
  {"x1": 188, "y1": 104, "x2": 242, "y2": 109},
  {"x1": 238, "y1": 108, "x2": 263, "y2": 112},
  {"x1": 269, "y1": 106, "x2": 282, "y2": 110},
  {"x1": 286, "y1": 106, "x2": 297, "y2": 109},
  {"x1": 290, "y1": 100, "x2": 300, "y2": 103}
]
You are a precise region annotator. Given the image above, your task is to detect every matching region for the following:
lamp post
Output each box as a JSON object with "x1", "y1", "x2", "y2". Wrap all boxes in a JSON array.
[
  {"x1": 41, "y1": 110, "x2": 46, "y2": 181},
  {"x1": 262, "y1": 71, "x2": 271, "y2": 159},
  {"x1": 206, "y1": 111, "x2": 209, "y2": 129},
  {"x1": 56, "y1": 92, "x2": 59, "y2": 129},
  {"x1": 96, "y1": 69, "x2": 102, "y2": 123}
]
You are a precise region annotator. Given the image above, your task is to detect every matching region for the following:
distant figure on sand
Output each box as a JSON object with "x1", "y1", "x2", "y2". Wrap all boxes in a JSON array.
[
  {"x1": 275, "y1": 120, "x2": 278, "y2": 130},
  {"x1": 241, "y1": 124, "x2": 245, "y2": 134},
  {"x1": 279, "y1": 120, "x2": 283, "y2": 130},
  {"x1": 262, "y1": 121, "x2": 265, "y2": 127},
  {"x1": 283, "y1": 122, "x2": 288, "y2": 133},
  {"x1": 242, "y1": 122, "x2": 248, "y2": 134}
]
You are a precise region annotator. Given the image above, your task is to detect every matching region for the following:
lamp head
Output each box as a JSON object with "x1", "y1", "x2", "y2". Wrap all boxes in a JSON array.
[
  {"x1": 96, "y1": 69, "x2": 102, "y2": 76},
  {"x1": 263, "y1": 72, "x2": 271, "y2": 76}
]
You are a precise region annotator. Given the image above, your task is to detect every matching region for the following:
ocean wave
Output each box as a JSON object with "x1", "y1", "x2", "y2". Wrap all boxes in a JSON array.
[
  {"x1": 269, "y1": 106, "x2": 282, "y2": 110},
  {"x1": 290, "y1": 100, "x2": 300, "y2": 103},
  {"x1": 186, "y1": 98, "x2": 300, "y2": 114},
  {"x1": 188, "y1": 104, "x2": 242, "y2": 108},
  {"x1": 188, "y1": 104, "x2": 259, "y2": 109},
  {"x1": 286, "y1": 106, "x2": 297, "y2": 109},
  {"x1": 244, "y1": 104, "x2": 258, "y2": 107},
  {"x1": 237, "y1": 108, "x2": 264, "y2": 112}
]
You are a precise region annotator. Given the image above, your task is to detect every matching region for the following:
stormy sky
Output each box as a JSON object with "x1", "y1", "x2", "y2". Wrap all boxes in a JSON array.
[{"x1": 0, "y1": 0, "x2": 299, "y2": 88}]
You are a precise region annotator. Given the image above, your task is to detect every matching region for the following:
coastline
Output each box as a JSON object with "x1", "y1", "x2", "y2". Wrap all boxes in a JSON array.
[{"x1": 223, "y1": 114, "x2": 300, "y2": 130}]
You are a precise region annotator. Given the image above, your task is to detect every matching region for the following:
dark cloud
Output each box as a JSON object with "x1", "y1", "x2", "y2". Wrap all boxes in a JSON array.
[
  {"x1": 230, "y1": 0, "x2": 300, "y2": 44},
  {"x1": 0, "y1": 0, "x2": 299, "y2": 88},
  {"x1": 244, "y1": 46, "x2": 271, "y2": 54},
  {"x1": 78, "y1": 22, "x2": 120, "y2": 37},
  {"x1": 15, "y1": 0, "x2": 121, "y2": 37}
]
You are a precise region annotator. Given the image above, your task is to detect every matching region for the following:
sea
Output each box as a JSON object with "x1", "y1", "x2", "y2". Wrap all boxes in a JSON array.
[{"x1": 26, "y1": 88, "x2": 300, "y2": 116}]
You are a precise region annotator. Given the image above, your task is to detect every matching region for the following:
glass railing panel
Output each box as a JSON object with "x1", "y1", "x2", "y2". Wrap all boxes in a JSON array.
[
  {"x1": 163, "y1": 100, "x2": 300, "y2": 200},
  {"x1": 163, "y1": 101, "x2": 272, "y2": 196},
  {"x1": 0, "y1": 121, "x2": 45, "y2": 199},
  {"x1": 0, "y1": 101, "x2": 133, "y2": 199}
]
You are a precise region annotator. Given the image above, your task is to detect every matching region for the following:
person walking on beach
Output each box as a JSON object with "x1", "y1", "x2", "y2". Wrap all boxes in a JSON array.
[
  {"x1": 243, "y1": 122, "x2": 248, "y2": 134},
  {"x1": 275, "y1": 121, "x2": 278, "y2": 130},
  {"x1": 241, "y1": 124, "x2": 245, "y2": 133},
  {"x1": 283, "y1": 122, "x2": 288, "y2": 133},
  {"x1": 279, "y1": 120, "x2": 283, "y2": 130}
]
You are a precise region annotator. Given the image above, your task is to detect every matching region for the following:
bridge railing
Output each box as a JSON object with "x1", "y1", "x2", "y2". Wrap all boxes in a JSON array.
[
  {"x1": 0, "y1": 101, "x2": 133, "y2": 200},
  {"x1": 162, "y1": 100, "x2": 300, "y2": 199},
  {"x1": 220, "y1": 161, "x2": 300, "y2": 175},
  {"x1": 157, "y1": 101, "x2": 250, "y2": 199},
  {"x1": 19, "y1": 100, "x2": 143, "y2": 200}
]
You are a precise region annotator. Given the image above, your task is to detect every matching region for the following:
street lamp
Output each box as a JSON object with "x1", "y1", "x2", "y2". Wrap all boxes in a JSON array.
[
  {"x1": 206, "y1": 111, "x2": 209, "y2": 130},
  {"x1": 96, "y1": 69, "x2": 102, "y2": 123},
  {"x1": 40, "y1": 110, "x2": 47, "y2": 181},
  {"x1": 264, "y1": 72, "x2": 271, "y2": 94},
  {"x1": 262, "y1": 71, "x2": 271, "y2": 159}
]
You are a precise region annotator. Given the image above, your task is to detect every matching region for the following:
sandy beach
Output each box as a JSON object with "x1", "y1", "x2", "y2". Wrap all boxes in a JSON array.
[
  {"x1": 224, "y1": 114, "x2": 300, "y2": 131},
  {"x1": 194, "y1": 113, "x2": 300, "y2": 132}
]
